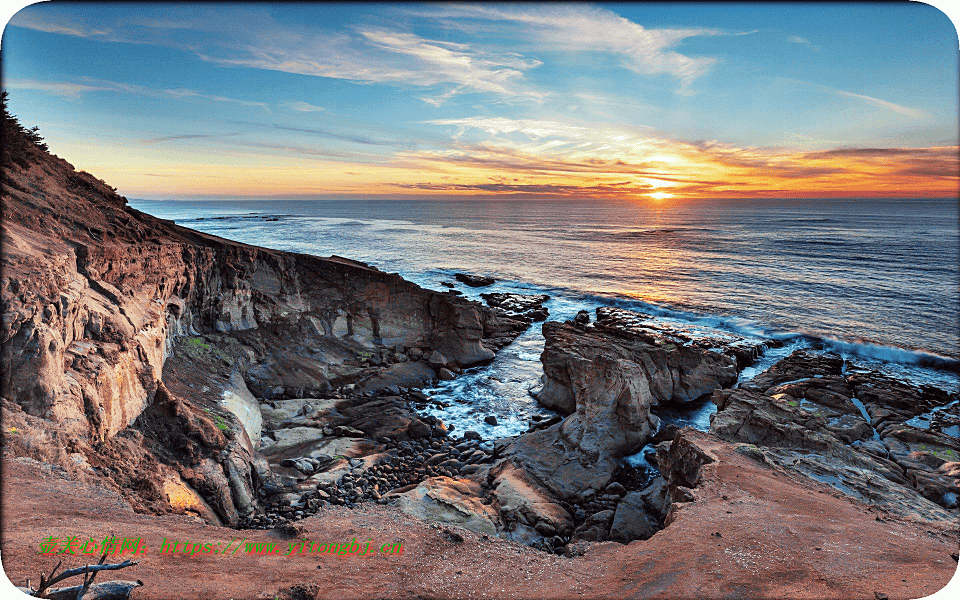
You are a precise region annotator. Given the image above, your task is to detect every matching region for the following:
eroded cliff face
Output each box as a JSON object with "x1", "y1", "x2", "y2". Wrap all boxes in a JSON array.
[{"x1": 1, "y1": 113, "x2": 506, "y2": 524}]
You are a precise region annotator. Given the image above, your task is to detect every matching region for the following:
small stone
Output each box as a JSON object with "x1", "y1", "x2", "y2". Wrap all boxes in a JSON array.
[
  {"x1": 484, "y1": 415, "x2": 498, "y2": 426},
  {"x1": 605, "y1": 482, "x2": 627, "y2": 496},
  {"x1": 428, "y1": 350, "x2": 450, "y2": 368}
]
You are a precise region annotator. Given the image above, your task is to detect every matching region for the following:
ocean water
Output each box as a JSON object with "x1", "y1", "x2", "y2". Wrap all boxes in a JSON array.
[{"x1": 130, "y1": 197, "x2": 959, "y2": 439}]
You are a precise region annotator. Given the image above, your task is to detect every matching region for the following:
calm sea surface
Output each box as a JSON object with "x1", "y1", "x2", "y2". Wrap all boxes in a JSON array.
[{"x1": 130, "y1": 197, "x2": 959, "y2": 438}]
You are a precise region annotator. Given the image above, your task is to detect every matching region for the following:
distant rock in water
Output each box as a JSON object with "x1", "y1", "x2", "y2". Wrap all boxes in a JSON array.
[
  {"x1": 481, "y1": 292, "x2": 550, "y2": 322},
  {"x1": 455, "y1": 273, "x2": 496, "y2": 287},
  {"x1": 593, "y1": 306, "x2": 777, "y2": 370}
]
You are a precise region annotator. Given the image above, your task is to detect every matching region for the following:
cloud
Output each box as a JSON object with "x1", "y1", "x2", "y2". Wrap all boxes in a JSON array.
[
  {"x1": 163, "y1": 88, "x2": 270, "y2": 112},
  {"x1": 7, "y1": 77, "x2": 270, "y2": 112},
  {"x1": 829, "y1": 89, "x2": 925, "y2": 118},
  {"x1": 285, "y1": 101, "x2": 326, "y2": 112},
  {"x1": 392, "y1": 180, "x2": 650, "y2": 198},
  {"x1": 190, "y1": 25, "x2": 547, "y2": 105},
  {"x1": 9, "y1": 11, "x2": 111, "y2": 38},
  {"x1": 406, "y1": 4, "x2": 720, "y2": 91},
  {"x1": 5, "y1": 79, "x2": 115, "y2": 99},
  {"x1": 142, "y1": 133, "x2": 237, "y2": 144},
  {"x1": 803, "y1": 146, "x2": 959, "y2": 179},
  {"x1": 783, "y1": 79, "x2": 926, "y2": 119},
  {"x1": 11, "y1": 4, "x2": 714, "y2": 100},
  {"x1": 788, "y1": 35, "x2": 819, "y2": 51}
]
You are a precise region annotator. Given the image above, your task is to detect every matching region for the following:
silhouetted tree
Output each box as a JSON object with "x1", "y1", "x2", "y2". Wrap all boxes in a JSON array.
[{"x1": 2, "y1": 91, "x2": 49, "y2": 169}]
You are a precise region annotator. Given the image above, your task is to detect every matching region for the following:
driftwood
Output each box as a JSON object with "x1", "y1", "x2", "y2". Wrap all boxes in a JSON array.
[{"x1": 18, "y1": 555, "x2": 142, "y2": 599}]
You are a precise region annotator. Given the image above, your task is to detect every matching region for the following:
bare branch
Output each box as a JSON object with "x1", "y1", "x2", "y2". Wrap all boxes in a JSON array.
[{"x1": 32, "y1": 558, "x2": 138, "y2": 597}]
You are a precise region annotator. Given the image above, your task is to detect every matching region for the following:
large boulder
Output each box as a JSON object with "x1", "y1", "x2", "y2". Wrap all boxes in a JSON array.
[
  {"x1": 388, "y1": 476, "x2": 500, "y2": 534},
  {"x1": 499, "y1": 310, "x2": 740, "y2": 498},
  {"x1": 488, "y1": 461, "x2": 573, "y2": 536},
  {"x1": 609, "y1": 491, "x2": 659, "y2": 543}
]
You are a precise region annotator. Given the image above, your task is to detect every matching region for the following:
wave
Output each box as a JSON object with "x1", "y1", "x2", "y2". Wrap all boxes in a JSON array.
[
  {"x1": 613, "y1": 227, "x2": 714, "y2": 238},
  {"x1": 766, "y1": 332, "x2": 960, "y2": 373}
]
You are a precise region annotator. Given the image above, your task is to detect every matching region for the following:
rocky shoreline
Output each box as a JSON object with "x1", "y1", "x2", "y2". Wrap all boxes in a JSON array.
[{"x1": 217, "y1": 302, "x2": 959, "y2": 560}]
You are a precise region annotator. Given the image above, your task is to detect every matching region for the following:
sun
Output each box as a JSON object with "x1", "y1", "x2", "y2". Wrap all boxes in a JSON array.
[{"x1": 648, "y1": 192, "x2": 674, "y2": 201}]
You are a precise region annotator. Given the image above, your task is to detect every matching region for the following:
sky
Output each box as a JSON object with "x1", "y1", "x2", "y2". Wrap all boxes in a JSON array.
[{"x1": 2, "y1": 2, "x2": 959, "y2": 201}]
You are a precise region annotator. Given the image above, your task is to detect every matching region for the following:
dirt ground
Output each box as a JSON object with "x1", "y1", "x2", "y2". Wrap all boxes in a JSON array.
[{"x1": 3, "y1": 430, "x2": 957, "y2": 600}]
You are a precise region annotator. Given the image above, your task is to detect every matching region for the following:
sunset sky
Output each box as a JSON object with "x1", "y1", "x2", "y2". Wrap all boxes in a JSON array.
[{"x1": 3, "y1": 2, "x2": 958, "y2": 201}]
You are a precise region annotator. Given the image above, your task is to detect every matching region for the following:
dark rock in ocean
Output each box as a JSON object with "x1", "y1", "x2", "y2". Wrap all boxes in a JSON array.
[
  {"x1": 480, "y1": 292, "x2": 550, "y2": 322},
  {"x1": 455, "y1": 273, "x2": 496, "y2": 287},
  {"x1": 605, "y1": 482, "x2": 627, "y2": 496},
  {"x1": 484, "y1": 415, "x2": 498, "y2": 426},
  {"x1": 594, "y1": 306, "x2": 775, "y2": 370},
  {"x1": 572, "y1": 510, "x2": 615, "y2": 542},
  {"x1": 574, "y1": 310, "x2": 590, "y2": 325},
  {"x1": 407, "y1": 419, "x2": 432, "y2": 439},
  {"x1": 428, "y1": 350, "x2": 452, "y2": 368}
]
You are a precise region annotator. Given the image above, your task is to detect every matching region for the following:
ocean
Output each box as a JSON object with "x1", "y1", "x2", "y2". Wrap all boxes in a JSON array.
[{"x1": 129, "y1": 197, "x2": 959, "y2": 440}]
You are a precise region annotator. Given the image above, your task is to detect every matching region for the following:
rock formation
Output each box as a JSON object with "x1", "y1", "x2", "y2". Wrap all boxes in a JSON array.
[
  {"x1": 491, "y1": 308, "x2": 741, "y2": 502},
  {"x1": 710, "y1": 350, "x2": 959, "y2": 523}
]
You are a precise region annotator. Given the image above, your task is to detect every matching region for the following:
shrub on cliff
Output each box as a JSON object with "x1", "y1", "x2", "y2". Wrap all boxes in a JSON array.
[{"x1": 2, "y1": 91, "x2": 48, "y2": 169}]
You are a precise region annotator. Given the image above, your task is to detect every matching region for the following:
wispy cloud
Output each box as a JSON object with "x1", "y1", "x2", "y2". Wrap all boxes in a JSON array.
[
  {"x1": 783, "y1": 78, "x2": 926, "y2": 119},
  {"x1": 406, "y1": 4, "x2": 720, "y2": 92},
  {"x1": 142, "y1": 133, "x2": 237, "y2": 144},
  {"x1": 11, "y1": 4, "x2": 714, "y2": 100},
  {"x1": 829, "y1": 89, "x2": 925, "y2": 118},
  {"x1": 6, "y1": 77, "x2": 270, "y2": 112},
  {"x1": 788, "y1": 35, "x2": 819, "y2": 51},
  {"x1": 285, "y1": 101, "x2": 326, "y2": 112},
  {"x1": 5, "y1": 79, "x2": 114, "y2": 99},
  {"x1": 190, "y1": 25, "x2": 547, "y2": 105},
  {"x1": 9, "y1": 11, "x2": 111, "y2": 38}
]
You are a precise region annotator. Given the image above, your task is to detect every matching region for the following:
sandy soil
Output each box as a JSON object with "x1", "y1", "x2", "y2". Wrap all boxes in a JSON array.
[{"x1": 3, "y1": 430, "x2": 957, "y2": 600}]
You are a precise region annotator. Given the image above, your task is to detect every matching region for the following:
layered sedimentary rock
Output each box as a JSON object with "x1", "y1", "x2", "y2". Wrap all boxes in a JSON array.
[
  {"x1": 493, "y1": 309, "x2": 744, "y2": 506},
  {"x1": 536, "y1": 308, "x2": 741, "y2": 415},
  {"x1": 1, "y1": 111, "x2": 518, "y2": 523},
  {"x1": 710, "y1": 350, "x2": 959, "y2": 524}
]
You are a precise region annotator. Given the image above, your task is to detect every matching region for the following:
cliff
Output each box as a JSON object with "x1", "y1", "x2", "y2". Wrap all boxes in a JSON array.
[{"x1": 1, "y1": 104, "x2": 515, "y2": 524}]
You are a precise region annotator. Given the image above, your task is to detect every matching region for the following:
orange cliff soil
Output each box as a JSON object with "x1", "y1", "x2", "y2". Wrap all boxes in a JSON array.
[{"x1": 2, "y1": 429, "x2": 957, "y2": 600}]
